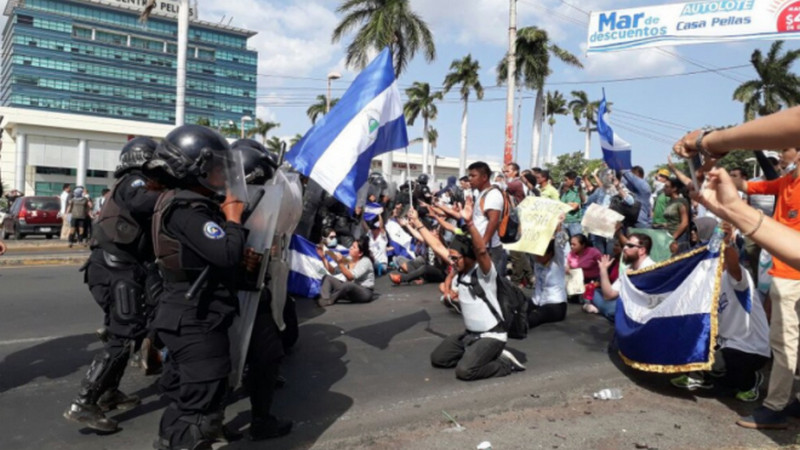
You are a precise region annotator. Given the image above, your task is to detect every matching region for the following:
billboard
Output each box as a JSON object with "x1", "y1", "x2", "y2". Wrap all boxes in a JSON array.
[{"x1": 587, "y1": 0, "x2": 800, "y2": 53}]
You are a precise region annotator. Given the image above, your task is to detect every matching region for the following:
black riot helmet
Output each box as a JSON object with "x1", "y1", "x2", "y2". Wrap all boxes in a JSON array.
[
  {"x1": 417, "y1": 173, "x2": 430, "y2": 186},
  {"x1": 144, "y1": 124, "x2": 239, "y2": 196},
  {"x1": 116, "y1": 137, "x2": 157, "y2": 177},
  {"x1": 231, "y1": 138, "x2": 278, "y2": 185}
]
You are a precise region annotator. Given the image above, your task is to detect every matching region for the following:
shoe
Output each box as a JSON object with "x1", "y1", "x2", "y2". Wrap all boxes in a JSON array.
[
  {"x1": 736, "y1": 406, "x2": 788, "y2": 429},
  {"x1": 670, "y1": 374, "x2": 713, "y2": 391},
  {"x1": 735, "y1": 372, "x2": 764, "y2": 403},
  {"x1": 63, "y1": 402, "x2": 119, "y2": 432},
  {"x1": 316, "y1": 297, "x2": 335, "y2": 307},
  {"x1": 389, "y1": 272, "x2": 402, "y2": 285},
  {"x1": 97, "y1": 389, "x2": 141, "y2": 412},
  {"x1": 500, "y1": 349, "x2": 526, "y2": 372},
  {"x1": 443, "y1": 296, "x2": 461, "y2": 314},
  {"x1": 247, "y1": 416, "x2": 293, "y2": 441},
  {"x1": 582, "y1": 303, "x2": 599, "y2": 314},
  {"x1": 782, "y1": 398, "x2": 800, "y2": 418}
]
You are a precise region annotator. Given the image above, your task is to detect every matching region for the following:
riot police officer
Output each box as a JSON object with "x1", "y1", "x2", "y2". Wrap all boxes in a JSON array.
[
  {"x1": 231, "y1": 139, "x2": 293, "y2": 440},
  {"x1": 145, "y1": 125, "x2": 249, "y2": 450},
  {"x1": 63, "y1": 137, "x2": 161, "y2": 432}
]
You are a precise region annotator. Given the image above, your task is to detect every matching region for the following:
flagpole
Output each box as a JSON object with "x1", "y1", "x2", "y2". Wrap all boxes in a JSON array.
[{"x1": 404, "y1": 146, "x2": 412, "y2": 208}]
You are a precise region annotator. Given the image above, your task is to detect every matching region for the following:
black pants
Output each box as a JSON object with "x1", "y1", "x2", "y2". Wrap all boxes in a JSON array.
[
  {"x1": 430, "y1": 332, "x2": 511, "y2": 381},
  {"x1": 319, "y1": 276, "x2": 373, "y2": 303},
  {"x1": 527, "y1": 302, "x2": 567, "y2": 329},
  {"x1": 156, "y1": 310, "x2": 232, "y2": 449},
  {"x1": 490, "y1": 247, "x2": 507, "y2": 277},
  {"x1": 400, "y1": 264, "x2": 446, "y2": 284},
  {"x1": 509, "y1": 250, "x2": 532, "y2": 285},
  {"x1": 696, "y1": 347, "x2": 769, "y2": 391},
  {"x1": 245, "y1": 297, "x2": 285, "y2": 422}
]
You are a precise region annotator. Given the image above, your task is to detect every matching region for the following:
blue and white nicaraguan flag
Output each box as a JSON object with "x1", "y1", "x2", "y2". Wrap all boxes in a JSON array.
[
  {"x1": 597, "y1": 91, "x2": 632, "y2": 172},
  {"x1": 287, "y1": 234, "x2": 350, "y2": 298},
  {"x1": 287, "y1": 47, "x2": 409, "y2": 209},
  {"x1": 384, "y1": 219, "x2": 416, "y2": 260},
  {"x1": 616, "y1": 246, "x2": 724, "y2": 372},
  {"x1": 363, "y1": 201, "x2": 384, "y2": 222}
]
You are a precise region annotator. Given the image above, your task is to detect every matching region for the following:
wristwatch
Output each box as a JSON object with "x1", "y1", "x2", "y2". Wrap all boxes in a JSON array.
[{"x1": 695, "y1": 127, "x2": 717, "y2": 159}]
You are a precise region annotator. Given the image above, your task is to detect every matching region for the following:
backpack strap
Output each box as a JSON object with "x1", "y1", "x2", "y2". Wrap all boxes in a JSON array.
[
  {"x1": 478, "y1": 186, "x2": 510, "y2": 236},
  {"x1": 458, "y1": 268, "x2": 505, "y2": 330}
]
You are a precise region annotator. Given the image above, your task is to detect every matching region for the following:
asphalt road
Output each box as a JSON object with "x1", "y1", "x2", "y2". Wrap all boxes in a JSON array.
[{"x1": 0, "y1": 265, "x2": 796, "y2": 449}]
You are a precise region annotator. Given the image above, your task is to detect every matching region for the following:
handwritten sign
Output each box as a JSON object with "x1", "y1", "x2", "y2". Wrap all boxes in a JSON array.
[
  {"x1": 503, "y1": 197, "x2": 572, "y2": 255},
  {"x1": 581, "y1": 203, "x2": 624, "y2": 239},
  {"x1": 566, "y1": 269, "x2": 586, "y2": 296}
]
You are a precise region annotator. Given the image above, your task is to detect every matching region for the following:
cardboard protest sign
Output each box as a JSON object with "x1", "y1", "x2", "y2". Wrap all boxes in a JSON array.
[
  {"x1": 503, "y1": 197, "x2": 573, "y2": 255},
  {"x1": 581, "y1": 203, "x2": 624, "y2": 239}
]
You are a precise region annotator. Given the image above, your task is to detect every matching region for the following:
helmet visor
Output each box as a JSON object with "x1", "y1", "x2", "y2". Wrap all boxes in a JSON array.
[{"x1": 200, "y1": 148, "x2": 249, "y2": 206}]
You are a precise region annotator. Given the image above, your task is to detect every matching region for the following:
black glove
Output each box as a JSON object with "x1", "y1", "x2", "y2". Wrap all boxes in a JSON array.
[{"x1": 144, "y1": 263, "x2": 164, "y2": 307}]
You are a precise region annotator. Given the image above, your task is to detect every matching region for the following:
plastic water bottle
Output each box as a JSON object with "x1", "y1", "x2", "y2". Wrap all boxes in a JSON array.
[
  {"x1": 708, "y1": 225, "x2": 725, "y2": 253},
  {"x1": 593, "y1": 388, "x2": 623, "y2": 400}
]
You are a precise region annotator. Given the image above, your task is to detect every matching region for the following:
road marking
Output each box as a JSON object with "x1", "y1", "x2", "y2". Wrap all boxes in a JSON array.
[{"x1": 0, "y1": 335, "x2": 62, "y2": 346}]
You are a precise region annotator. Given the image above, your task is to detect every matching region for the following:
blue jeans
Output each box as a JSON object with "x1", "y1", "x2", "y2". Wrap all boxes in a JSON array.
[
  {"x1": 564, "y1": 222, "x2": 582, "y2": 238},
  {"x1": 590, "y1": 234, "x2": 614, "y2": 255},
  {"x1": 592, "y1": 290, "x2": 617, "y2": 322}
]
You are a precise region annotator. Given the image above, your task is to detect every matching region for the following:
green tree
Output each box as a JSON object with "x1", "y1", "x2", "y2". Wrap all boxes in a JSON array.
[
  {"x1": 497, "y1": 26, "x2": 583, "y2": 167},
  {"x1": 544, "y1": 151, "x2": 604, "y2": 186},
  {"x1": 443, "y1": 54, "x2": 484, "y2": 177},
  {"x1": 247, "y1": 119, "x2": 280, "y2": 144},
  {"x1": 331, "y1": 0, "x2": 435, "y2": 77},
  {"x1": 307, "y1": 95, "x2": 339, "y2": 125},
  {"x1": 265, "y1": 136, "x2": 284, "y2": 153},
  {"x1": 219, "y1": 121, "x2": 239, "y2": 139},
  {"x1": 544, "y1": 90, "x2": 568, "y2": 165},
  {"x1": 733, "y1": 40, "x2": 800, "y2": 121},
  {"x1": 404, "y1": 81, "x2": 443, "y2": 175},
  {"x1": 568, "y1": 90, "x2": 607, "y2": 160},
  {"x1": 290, "y1": 133, "x2": 303, "y2": 147},
  {"x1": 195, "y1": 117, "x2": 211, "y2": 127}
]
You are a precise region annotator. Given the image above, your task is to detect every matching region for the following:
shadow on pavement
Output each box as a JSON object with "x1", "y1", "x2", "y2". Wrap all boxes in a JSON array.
[
  {"x1": 346, "y1": 309, "x2": 431, "y2": 350},
  {"x1": 220, "y1": 322, "x2": 353, "y2": 450},
  {"x1": 0, "y1": 333, "x2": 96, "y2": 394}
]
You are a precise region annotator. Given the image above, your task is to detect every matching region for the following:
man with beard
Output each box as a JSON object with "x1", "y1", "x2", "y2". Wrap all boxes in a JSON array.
[{"x1": 593, "y1": 233, "x2": 655, "y2": 321}]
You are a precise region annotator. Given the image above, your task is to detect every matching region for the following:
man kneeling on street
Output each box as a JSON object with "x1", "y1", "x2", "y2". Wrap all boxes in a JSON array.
[{"x1": 430, "y1": 196, "x2": 525, "y2": 381}]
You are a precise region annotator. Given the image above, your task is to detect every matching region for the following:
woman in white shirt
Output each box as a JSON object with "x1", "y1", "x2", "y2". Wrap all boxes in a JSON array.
[{"x1": 317, "y1": 235, "x2": 375, "y2": 307}]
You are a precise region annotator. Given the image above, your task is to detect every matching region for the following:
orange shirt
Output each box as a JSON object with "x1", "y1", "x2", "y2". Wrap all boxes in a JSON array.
[{"x1": 748, "y1": 173, "x2": 800, "y2": 280}]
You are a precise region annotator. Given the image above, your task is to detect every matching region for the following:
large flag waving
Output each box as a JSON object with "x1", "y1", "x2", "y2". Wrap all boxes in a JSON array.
[
  {"x1": 616, "y1": 246, "x2": 724, "y2": 372},
  {"x1": 287, "y1": 48, "x2": 408, "y2": 208},
  {"x1": 597, "y1": 91, "x2": 632, "y2": 171}
]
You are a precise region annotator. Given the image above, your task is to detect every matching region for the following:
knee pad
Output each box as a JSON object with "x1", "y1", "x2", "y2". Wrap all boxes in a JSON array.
[{"x1": 112, "y1": 279, "x2": 144, "y2": 325}]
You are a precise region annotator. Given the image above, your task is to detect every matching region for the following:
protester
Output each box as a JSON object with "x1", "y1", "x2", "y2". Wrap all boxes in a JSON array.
[
  {"x1": 59, "y1": 183, "x2": 72, "y2": 240},
  {"x1": 504, "y1": 163, "x2": 525, "y2": 204},
  {"x1": 590, "y1": 233, "x2": 655, "y2": 321},
  {"x1": 560, "y1": 171, "x2": 584, "y2": 237},
  {"x1": 528, "y1": 224, "x2": 569, "y2": 328},
  {"x1": 389, "y1": 216, "x2": 447, "y2": 285},
  {"x1": 505, "y1": 162, "x2": 533, "y2": 288},
  {"x1": 652, "y1": 169, "x2": 671, "y2": 229},
  {"x1": 365, "y1": 217, "x2": 389, "y2": 276},
  {"x1": 662, "y1": 177, "x2": 691, "y2": 254},
  {"x1": 430, "y1": 197, "x2": 525, "y2": 381},
  {"x1": 66, "y1": 186, "x2": 92, "y2": 247},
  {"x1": 670, "y1": 222, "x2": 770, "y2": 403},
  {"x1": 567, "y1": 234, "x2": 603, "y2": 284},
  {"x1": 536, "y1": 170, "x2": 559, "y2": 200},
  {"x1": 316, "y1": 235, "x2": 375, "y2": 307},
  {"x1": 468, "y1": 161, "x2": 507, "y2": 274},
  {"x1": 621, "y1": 166, "x2": 652, "y2": 228}
]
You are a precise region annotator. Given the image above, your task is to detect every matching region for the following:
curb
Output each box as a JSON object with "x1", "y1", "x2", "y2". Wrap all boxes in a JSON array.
[{"x1": 0, "y1": 255, "x2": 88, "y2": 267}]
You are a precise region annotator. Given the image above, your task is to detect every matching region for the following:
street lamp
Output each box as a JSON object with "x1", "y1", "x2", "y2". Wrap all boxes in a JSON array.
[
  {"x1": 240, "y1": 115, "x2": 253, "y2": 139},
  {"x1": 326, "y1": 71, "x2": 341, "y2": 114}
]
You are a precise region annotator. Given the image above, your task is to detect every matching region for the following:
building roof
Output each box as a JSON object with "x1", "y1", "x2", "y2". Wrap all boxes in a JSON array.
[{"x1": 4, "y1": 0, "x2": 258, "y2": 37}]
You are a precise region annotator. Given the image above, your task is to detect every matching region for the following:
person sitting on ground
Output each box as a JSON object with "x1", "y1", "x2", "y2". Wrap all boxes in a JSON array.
[
  {"x1": 430, "y1": 196, "x2": 525, "y2": 380},
  {"x1": 567, "y1": 233, "x2": 603, "y2": 303},
  {"x1": 588, "y1": 233, "x2": 655, "y2": 321},
  {"x1": 365, "y1": 217, "x2": 389, "y2": 276},
  {"x1": 316, "y1": 235, "x2": 375, "y2": 307},
  {"x1": 320, "y1": 227, "x2": 349, "y2": 255},
  {"x1": 390, "y1": 211, "x2": 448, "y2": 286},
  {"x1": 528, "y1": 219, "x2": 569, "y2": 329},
  {"x1": 670, "y1": 221, "x2": 770, "y2": 402}
]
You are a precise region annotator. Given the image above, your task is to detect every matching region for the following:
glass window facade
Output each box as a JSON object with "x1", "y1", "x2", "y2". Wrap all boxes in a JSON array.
[{"x1": 1, "y1": 0, "x2": 258, "y2": 130}]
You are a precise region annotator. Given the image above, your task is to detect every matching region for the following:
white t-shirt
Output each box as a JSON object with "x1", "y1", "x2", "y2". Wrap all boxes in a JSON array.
[
  {"x1": 717, "y1": 268, "x2": 771, "y2": 357},
  {"x1": 59, "y1": 190, "x2": 70, "y2": 215},
  {"x1": 473, "y1": 187, "x2": 504, "y2": 248},
  {"x1": 612, "y1": 257, "x2": 655, "y2": 293},
  {"x1": 533, "y1": 232, "x2": 568, "y2": 306},
  {"x1": 368, "y1": 231, "x2": 388, "y2": 265},
  {"x1": 456, "y1": 264, "x2": 507, "y2": 341}
]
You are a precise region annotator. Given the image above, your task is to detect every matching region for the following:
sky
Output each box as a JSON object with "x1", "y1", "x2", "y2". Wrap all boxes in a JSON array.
[{"x1": 112, "y1": 1, "x2": 800, "y2": 173}]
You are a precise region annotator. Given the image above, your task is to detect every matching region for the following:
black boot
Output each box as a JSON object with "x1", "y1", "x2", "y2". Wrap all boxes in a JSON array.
[
  {"x1": 97, "y1": 389, "x2": 141, "y2": 412},
  {"x1": 247, "y1": 415, "x2": 292, "y2": 441},
  {"x1": 63, "y1": 344, "x2": 130, "y2": 432}
]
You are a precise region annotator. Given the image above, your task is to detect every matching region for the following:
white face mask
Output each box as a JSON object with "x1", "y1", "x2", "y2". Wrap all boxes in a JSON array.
[
  {"x1": 785, "y1": 162, "x2": 797, "y2": 174},
  {"x1": 326, "y1": 237, "x2": 338, "y2": 248},
  {"x1": 653, "y1": 180, "x2": 665, "y2": 192}
]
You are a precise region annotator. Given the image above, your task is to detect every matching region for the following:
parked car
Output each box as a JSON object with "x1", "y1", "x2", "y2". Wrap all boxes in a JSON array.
[{"x1": 1, "y1": 196, "x2": 62, "y2": 239}]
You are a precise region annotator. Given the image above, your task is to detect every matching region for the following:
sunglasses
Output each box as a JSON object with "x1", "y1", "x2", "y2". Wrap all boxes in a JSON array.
[{"x1": 623, "y1": 243, "x2": 642, "y2": 249}]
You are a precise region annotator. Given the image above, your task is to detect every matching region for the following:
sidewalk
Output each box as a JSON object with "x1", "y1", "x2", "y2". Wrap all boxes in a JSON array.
[{"x1": 0, "y1": 238, "x2": 89, "y2": 266}]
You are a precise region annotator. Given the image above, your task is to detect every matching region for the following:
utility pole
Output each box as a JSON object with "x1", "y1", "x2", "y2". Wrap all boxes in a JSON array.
[
  {"x1": 503, "y1": 0, "x2": 517, "y2": 165},
  {"x1": 175, "y1": 0, "x2": 189, "y2": 125}
]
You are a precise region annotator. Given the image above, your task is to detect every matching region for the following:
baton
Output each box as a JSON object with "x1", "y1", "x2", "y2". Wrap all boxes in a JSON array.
[{"x1": 185, "y1": 266, "x2": 211, "y2": 301}]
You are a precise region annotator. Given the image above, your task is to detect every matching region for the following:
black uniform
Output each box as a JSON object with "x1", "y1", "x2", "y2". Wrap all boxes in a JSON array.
[
  {"x1": 64, "y1": 170, "x2": 160, "y2": 432},
  {"x1": 151, "y1": 189, "x2": 246, "y2": 450}
]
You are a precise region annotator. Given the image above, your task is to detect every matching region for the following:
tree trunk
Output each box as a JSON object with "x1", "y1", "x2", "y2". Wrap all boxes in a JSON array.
[
  {"x1": 531, "y1": 89, "x2": 544, "y2": 168},
  {"x1": 584, "y1": 117, "x2": 591, "y2": 160},
  {"x1": 548, "y1": 123, "x2": 555, "y2": 165},
  {"x1": 422, "y1": 117, "x2": 429, "y2": 175},
  {"x1": 460, "y1": 98, "x2": 468, "y2": 177}
]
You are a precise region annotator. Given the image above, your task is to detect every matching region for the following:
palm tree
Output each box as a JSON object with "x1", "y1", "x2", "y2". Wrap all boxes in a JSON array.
[
  {"x1": 307, "y1": 95, "x2": 340, "y2": 125},
  {"x1": 219, "y1": 121, "x2": 239, "y2": 139},
  {"x1": 568, "y1": 90, "x2": 607, "y2": 159},
  {"x1": 497, "y1": 26, "x2": 582, "y2": 167},
  {"x1": 331, "y1": 0, "x2": 436, "y2": 78},
  {"x1": 733, "y1": 40, "x2": 800, "y2": 121},
  {"x1": 404, "y1": 81, "x2": 443, "y2": 175},
  {"x1": 544, "y1": 90, "x2": 568, "y2": 165},
  {"x1": 265, "y1": 136, "x2": 284, "y2": 153},
  {"x1": 290, "y1": 133, "x2": 303, "y2": 147},
  {"x1": 195, "y1": 117, "x2": 211, "y2": 127},
  {"x1": 247, "y1": 119, "x2": 280, "y2": 144},
  {"x1": 443, "y1": 55, "x2": 484, "y2": 177}
]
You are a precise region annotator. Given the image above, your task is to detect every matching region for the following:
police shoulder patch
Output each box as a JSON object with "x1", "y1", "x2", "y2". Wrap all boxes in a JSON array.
[
  {"x1": 131, "y1": 178, "x2": 146, "y2": 188},
  {"x1": 203, "y1": 221, "x2": 225, "y2": 239}
]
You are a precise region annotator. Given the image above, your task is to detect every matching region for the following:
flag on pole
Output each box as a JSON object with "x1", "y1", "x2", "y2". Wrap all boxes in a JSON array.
[
  {"x1": 363, "y1": 202, "x2": 384, "y2": 222},
  {"x1": 287, "y1": 234, "x2": 350, "y2": 298},
  {"x1": 384, "y1": 220, "x2": 416, "y2": 260},
  {"x1": 287, "y1": 47, "x2": 408, "y2": 208},
  {"x1": 616, "y1": 246, "x2": 723, "y2": 372},
  {"x1": 597, "y1": 91, "x2": 632, "y2": 171}
]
